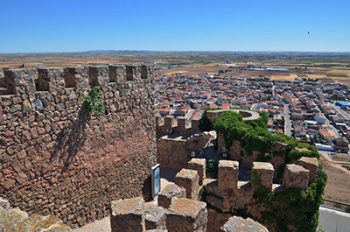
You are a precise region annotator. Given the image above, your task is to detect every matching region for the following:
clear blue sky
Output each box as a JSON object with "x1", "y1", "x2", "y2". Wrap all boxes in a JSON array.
[{"x1": 0, "y1": 0, "x2": 349, "y2": 53}]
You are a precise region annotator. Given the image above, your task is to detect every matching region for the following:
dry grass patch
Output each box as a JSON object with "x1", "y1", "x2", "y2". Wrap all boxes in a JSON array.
[{"x1": 270, "y1": 73, "x2": 298, "y2": 81}]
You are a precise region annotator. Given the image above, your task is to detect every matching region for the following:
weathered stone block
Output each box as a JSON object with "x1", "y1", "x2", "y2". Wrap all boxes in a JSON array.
[
  {"x1": 296, "y1": 157, "x2": 318, "y2": 183},
  {"x1": 218, "y1": 160, "x2": 239, "y2": 191},
  {"x1": 187, "y1": 158, "x2": 206, "y2": 185},
  {"x1": 0, "y1": 197, "x2": 10, "y2": 210},
  {"x1": 110, "y1": 197, "x2": 145, "y2": 232},
  {"x1": 175, "y1": 169, "x2": 200, "y2": 200},
  {"x1": 158, "y1": 183, "x2": 186, "y2": 209},
  {"x1": 283, "y1": 164, "x2": 309, "y2": 190},
  {"x1": 166, "y1": 198, "x2": 207, "y2": 232},
  {"x1": 145, "y1": 203, "x2": 167, "y2": 230},
  {"x1": 272, "y1": 142, "x2": 288, "y2": 154},
  {"x1": 176, "y1": 117, "x2": 187, "y2": 134},
  {"x1": 221, "y1": 216, "x2": 268, "y2": 232},
  {"x1": 252, "y1": 162, "x2": 274, "y2": 191}
]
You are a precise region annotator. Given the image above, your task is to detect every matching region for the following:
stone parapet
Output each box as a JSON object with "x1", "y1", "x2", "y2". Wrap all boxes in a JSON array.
[
  {"x1": 295, "y1": 157, "x2": 318, "y2": 183},
  {"x1": 252, "y1": 162, "x2": 274, "y2": 191},
  {"x1": 156, "y1": 116, "x2": 201, "y2": 138},
  {"x1": 175, "y1": 169, "x2": 200, "y2": 200},
  {"x1": 166, "y1": 198, "x2": 207, "y2": 232},
  {"x1": 187, "y1": 158, "x2": 206, "y2": 185},
  {"x1": 110, "y1": 197, "x2": 145, "y2": 232},
  {"x1": 0, "y1": 65, "x2": 153, "y2": 98},
  {"x1": 218, "y1": 160, "x2": 239, "y2": 191},
  {"x1": 283, "y1": 164, "x2": 309, "y2": 190}
]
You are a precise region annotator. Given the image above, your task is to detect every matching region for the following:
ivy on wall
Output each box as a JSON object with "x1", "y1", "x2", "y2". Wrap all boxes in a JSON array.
[
  {"x1": 252, "y1": 167, "x2": 327, "y2": 232},
  {"x1": 207, "y1": 110, "x2": 326, "y2": 231},
  {"x1": 83, "y1": 86, "x2": 106, "y2": 116},
  {"x1": 211, "y1": 111, "x2": 319, "y2": 161}
]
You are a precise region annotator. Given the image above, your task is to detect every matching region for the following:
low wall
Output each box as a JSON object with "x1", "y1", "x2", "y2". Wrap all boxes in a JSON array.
[{"x1": 205, "y1": 109, "x2": 260, "y2": 123}]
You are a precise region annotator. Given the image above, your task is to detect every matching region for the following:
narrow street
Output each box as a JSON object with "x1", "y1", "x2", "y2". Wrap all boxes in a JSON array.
[{"x1": 284, "y1": 104, "x2": 292, "y2": 136}]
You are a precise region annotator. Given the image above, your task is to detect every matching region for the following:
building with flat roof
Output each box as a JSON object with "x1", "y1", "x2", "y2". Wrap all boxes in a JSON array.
[{"x1": 335, "y1": 101, "x2": 350, "y2": 108}]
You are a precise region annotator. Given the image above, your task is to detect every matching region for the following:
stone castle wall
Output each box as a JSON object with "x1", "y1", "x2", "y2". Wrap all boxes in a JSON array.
[
  {"x1": 156, "y1": 116, "x2": 213, "y2": 169},
  {"x1": 0, "y1": 65, "x2": 157, "y2": 227}
]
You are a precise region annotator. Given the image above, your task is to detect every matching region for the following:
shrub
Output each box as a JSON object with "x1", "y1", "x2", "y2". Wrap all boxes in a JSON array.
[
  {"x1": 288, "y1": 143, "x2": 320, "y2": 161},
  {"x1": 83, "y1": 86, "x2": 106, "y2": 116},
  {"x1": 254, "y1": 167, "x2": 327, "y2": 232},
  {"x1": 211, "y1": 109, "x2": 319, "y2": 160},
  {"x1": 206, "y1": 159, "x2": 218, "y2": 178}
]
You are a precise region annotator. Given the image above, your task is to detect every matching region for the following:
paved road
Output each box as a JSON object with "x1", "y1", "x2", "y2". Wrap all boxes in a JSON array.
[
  {"x1": 283, "y1": 104, "x2": 292, "y2": 136},
  {"x1": 318, "y1": 206, "x2": 350, "y2": 232}
]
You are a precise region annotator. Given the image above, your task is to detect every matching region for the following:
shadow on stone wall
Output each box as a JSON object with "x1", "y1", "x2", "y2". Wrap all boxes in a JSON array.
[
  {"x1": 50, "y1": 107, "x2": 89, "y2": 171},
  {"x1": 142, "y1": 175, "x2": 152, "y2": 201}
]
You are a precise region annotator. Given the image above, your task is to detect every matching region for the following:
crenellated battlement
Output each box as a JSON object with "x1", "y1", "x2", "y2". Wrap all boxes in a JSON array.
[
  {"x1": 205, "y1": 159, "x2": 314, "y2": 197},
  {"x1": 0, "y1": 64, "x2": 154, "y2": 98},
  {"x1": 156, "y1": 115, "x2": 200, "y2": 138},
  {"x1": 184, "y1": 158, "x2": 318, "y2": 220}
]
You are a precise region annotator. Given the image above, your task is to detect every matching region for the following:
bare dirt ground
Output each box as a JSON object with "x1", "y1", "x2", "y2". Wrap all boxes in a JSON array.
[
  {"x1": 160, "y1": 64, "x2": 222, "y2": 75},
  {"x1": 320, "y1": 153, "x2": 350, "y2": 205}
]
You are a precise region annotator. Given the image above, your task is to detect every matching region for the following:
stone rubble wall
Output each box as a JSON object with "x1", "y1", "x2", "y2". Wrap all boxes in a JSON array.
[
  {"x1": 0, "y1": 65, "x2": 157, "y2": 228},
  {"x1": 157, "y1": 132, "x2": 212, "y2": 169},
  {"x1": 110, "y1": 163, "x2": 270, "y2": 232}
]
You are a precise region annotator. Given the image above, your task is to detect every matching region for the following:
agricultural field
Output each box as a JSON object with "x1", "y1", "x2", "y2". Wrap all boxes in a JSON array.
[{"x1": 320, "y1": 153, "x2": 350, "y2": 207}]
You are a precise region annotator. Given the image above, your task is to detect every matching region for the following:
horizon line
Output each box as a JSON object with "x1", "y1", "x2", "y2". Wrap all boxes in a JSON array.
[{"x1": 1, "y1": 50, "x2": 350, "y2": 55}]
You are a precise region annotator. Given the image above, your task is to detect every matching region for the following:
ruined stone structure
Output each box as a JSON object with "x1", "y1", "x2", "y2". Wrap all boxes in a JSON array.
[
  {"x1": 0, "y1": 65, "x2": 156, "y2": 227},
  {"x1": 109, "y1": 159, "x2": 271, "y2": 232},
  {"x1": 156, "y1": 116, "x2": 213, "y2": 169},
  {"x1": 156, "y1": 109, "x2": 261, "y2": 171},
  {"x1": 155, "y1": 109, "x2": 322, "y2": 231}
]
